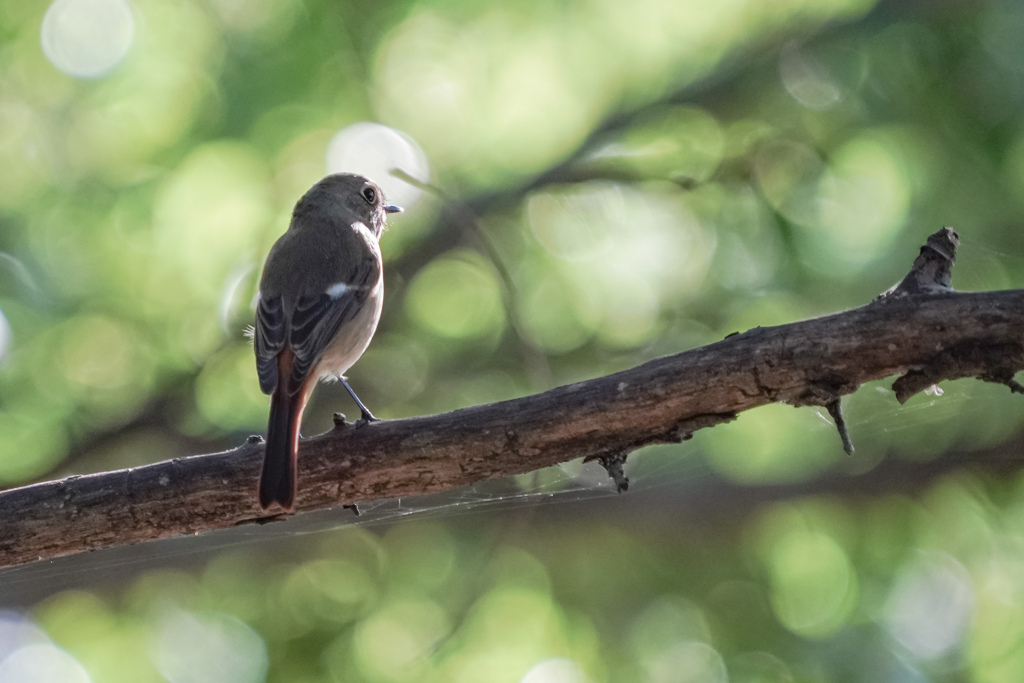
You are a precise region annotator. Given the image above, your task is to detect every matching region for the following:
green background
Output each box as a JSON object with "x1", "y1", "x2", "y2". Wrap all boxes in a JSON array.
[{"x1": 2, "y1": 0, "x2": 1024, "y2": 680}]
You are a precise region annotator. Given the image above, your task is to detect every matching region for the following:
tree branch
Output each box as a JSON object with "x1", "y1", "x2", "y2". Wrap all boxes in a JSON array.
[{"x1": 1, "y1": 229, "x2": 1022, "y2": 569}]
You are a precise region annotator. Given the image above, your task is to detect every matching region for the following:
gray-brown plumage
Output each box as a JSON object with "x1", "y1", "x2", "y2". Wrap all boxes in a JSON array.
[{"x1": 253, "y1": 173, "x2": 401, "y2": 511}]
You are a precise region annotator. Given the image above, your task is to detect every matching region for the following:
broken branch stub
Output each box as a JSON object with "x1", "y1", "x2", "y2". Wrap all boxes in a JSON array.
[{"x1": 879, "y1": 226, "x2": 959, "y2": 299}]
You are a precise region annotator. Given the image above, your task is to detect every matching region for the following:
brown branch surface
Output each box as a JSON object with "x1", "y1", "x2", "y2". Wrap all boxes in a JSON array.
[{"x1": 1, "y1": 231, "x2": 1024, "y2": 569}]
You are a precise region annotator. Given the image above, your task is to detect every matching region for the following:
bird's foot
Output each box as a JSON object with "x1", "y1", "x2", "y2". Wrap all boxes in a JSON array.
[{"x1": 354, "y1": 410, "x2": 380, "y2": 429}]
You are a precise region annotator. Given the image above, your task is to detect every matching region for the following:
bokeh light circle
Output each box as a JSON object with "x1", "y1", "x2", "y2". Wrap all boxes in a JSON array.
[
  {"x1": 0, "y1": 308, "x2": 11, "y2": 363},
  {"x1": 885, "y1": 554, "x2": 973, "y2": 660},
  {"x1": 521, "y1": 658, "x2": 591, "y2": 683},
  {"x1": 0, "y1": 643, "x2": 92, "y2": 683},
  {"x1": 152, "y1": 609, "x2": 268, "y2": 683},
  {"x1": 405, "y1": 250, "x2": 505, "y2": 341},
  {"x1": 326, "y1": 122, "x2": 429, "y2": 209},
  {"x1": 40, "y1": 0, "x2": 135, "y2": 78}
]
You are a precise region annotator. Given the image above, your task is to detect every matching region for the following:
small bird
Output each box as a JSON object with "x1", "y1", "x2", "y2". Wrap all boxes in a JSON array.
[{"x1": 253, "y1": 173, "x2": 401, "y2": 511}]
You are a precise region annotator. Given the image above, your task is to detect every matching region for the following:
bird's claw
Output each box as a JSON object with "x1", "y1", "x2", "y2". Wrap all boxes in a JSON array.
[{"x1": 354, "y1": 412, "x2": 381, "y2": 428}]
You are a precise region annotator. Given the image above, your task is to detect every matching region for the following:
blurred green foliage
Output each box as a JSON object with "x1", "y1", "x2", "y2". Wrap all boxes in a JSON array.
[{"x1": 2, "y1": 0, "x2": 1024, "y2": 679}]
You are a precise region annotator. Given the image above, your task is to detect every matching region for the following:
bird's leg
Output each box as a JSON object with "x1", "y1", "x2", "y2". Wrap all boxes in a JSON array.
[{"x1": 340, "y1": 377, "x2": 378, "y2": 426}]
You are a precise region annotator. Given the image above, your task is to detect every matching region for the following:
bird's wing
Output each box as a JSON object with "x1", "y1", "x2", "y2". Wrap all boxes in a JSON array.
[
  {"x1": 254, "y1": 293, "x2": 286, "y2": 394},
  {"x1": 255, "y1": 278, "x2": 375, "y2": 396}
]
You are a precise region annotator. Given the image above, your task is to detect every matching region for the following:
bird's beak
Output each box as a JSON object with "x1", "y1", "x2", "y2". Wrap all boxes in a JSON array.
[{"x1": 384, "y1": 204, "x2": 403, "y2": 214}]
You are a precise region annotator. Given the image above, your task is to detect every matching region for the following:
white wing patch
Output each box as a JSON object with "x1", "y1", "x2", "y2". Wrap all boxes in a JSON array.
[
  {"x1": 326, "y1": 282, "x2": 351, "y2": 298},
  {"x1": 351, "y1": 221, "x2": 372, "y2": 240}
]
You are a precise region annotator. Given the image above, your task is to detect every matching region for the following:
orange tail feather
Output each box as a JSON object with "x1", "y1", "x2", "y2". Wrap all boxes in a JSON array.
[{"x1": 259, "y1": 352, "x2": 312, "y2": 511}]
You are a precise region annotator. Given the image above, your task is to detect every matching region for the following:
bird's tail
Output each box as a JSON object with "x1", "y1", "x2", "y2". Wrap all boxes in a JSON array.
[{"x1": 259, "y1": 354, "x2": 311, "y2": 511}]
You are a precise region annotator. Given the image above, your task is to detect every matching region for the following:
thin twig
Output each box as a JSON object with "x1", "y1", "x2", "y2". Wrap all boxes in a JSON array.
[{"x1": 826, "y1": 398, "x2": 855, "y2": 455}]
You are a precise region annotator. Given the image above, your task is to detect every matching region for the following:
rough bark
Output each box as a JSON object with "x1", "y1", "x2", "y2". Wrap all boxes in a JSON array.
[{"x1": 0, "y1": 229, "x2": 1022, "y2": 569}]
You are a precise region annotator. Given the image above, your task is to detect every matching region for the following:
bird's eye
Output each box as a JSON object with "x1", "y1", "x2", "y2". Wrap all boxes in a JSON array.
[{"x1": 361, "y1": 187, "x2": 376, "y2": 204}]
